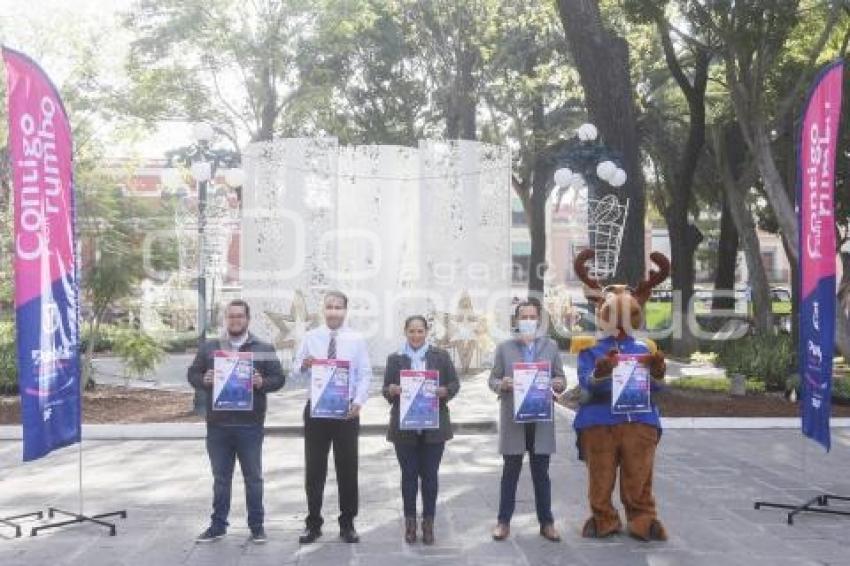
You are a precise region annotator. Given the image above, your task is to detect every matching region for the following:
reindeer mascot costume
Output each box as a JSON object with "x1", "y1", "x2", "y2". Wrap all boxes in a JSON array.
[{"x1": 572, "y1": 249, "x2": 670, "y2": 542}]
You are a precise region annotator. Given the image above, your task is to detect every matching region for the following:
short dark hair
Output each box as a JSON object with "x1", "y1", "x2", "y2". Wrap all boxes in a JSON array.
[
  {"x1": 324, "y1": 290, "x2": 348, "y2": 308},
  {"x1": 404, "y1": 315, "x2": 429, "y2": 330},
  {"x1": 514, "y1": 298, "x2": 541, "y2": 319},
  {"x1": 227, "y1": 299, "x2": 250, "y2": 318}
]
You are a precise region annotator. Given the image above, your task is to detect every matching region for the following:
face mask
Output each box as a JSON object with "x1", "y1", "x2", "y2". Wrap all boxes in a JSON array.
[{"x1": 518, "y1": 319, "x2": 538, "y2": 337}]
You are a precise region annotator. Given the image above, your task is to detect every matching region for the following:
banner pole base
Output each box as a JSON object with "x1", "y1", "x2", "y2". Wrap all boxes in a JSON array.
[
  {"x1": 755, "y1": 494, "x2": 850, "y2": 525},
  {"x1": 30, "y1": 507, "x2": 126, "y2": 537},
  {"x1": 1, "y1": 511, "x2": 44, "y2": 538}
]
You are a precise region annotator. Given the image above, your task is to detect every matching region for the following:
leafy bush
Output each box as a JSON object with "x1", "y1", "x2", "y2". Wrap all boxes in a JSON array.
[
  {"x1": 689, "y1": 351, "x2": 718, "y2": 365},
  {"x1": 161, "y1": 331, "x2": 200, "y2": 353},
  {"x1": 644, "y1": 302, "x2": 671, "y2": 330},
  {"x1": 0, "y1": 321, "x2": 17, "y2": 394},
  {"x1": 670, "y1": 376, "x2": 765, "y2": 394},
  {"x1": 80, "y1": 323, "x2": 124, "y2": 353},
  {"x1": 833, "y1": 377, "x2": 850, "y2": 404},
  {"x1": 111, "y1": 329, "x2": 165, "y2": 382},
  {"x1": 716, "y1": 334, "x2": 796, "y2": 391}
]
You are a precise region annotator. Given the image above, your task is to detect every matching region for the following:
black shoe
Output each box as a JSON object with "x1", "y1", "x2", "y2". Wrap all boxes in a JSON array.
[
  {"x1": 340, "y1": 526, "x2": 360, "y2": 543},
  {"x1": 299, "y1": 527, "x2": 322, "y2": 544},
  {"x1": 250, "y1": 526, "x2": 267, "y2": 544},
  {"x1": 196, "y1": 525, "x2": 226, "y2": 543}
]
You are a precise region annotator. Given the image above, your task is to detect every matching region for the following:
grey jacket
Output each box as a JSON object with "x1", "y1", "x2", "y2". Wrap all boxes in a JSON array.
[{"x1": 488, "y1": 336, "x2": 566, "y2": 455}]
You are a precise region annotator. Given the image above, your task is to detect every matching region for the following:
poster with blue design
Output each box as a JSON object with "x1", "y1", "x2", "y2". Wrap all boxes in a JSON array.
[
  {"x1": 310, "y1": 359, "x2": 351, "y2": 419},
  {"x1": 612, "y1": 354, "x2": 650, "y2": 414},
  {"x1": 400, "y1": 370, "x2": 439, "y2": 430},
  {"x1": 513, "y1": 362, "x2": 552, "y2": 422},
  {"x1": 213, "y1": 351, "x2": 254, "y2": 411}
]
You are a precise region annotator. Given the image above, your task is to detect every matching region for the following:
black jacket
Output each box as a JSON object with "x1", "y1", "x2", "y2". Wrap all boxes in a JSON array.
[
  {"x1": 187, "y1": 333, "x2": 285, "y2": 426},
  {"x1": 382, "y1": 346, "x2": 460, "y2": 444}
]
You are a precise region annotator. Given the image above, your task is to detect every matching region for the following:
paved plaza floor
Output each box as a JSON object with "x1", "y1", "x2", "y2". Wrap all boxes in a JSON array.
[
  {"x1": 3, "y1": 421, "x2": 850, "y2": 565},
  {"x1": 3, "y1": 357, "x2": 850, "y2": 565}
]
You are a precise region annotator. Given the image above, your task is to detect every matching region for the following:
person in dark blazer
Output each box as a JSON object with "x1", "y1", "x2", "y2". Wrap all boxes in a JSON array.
[{"x1": 383, "y1": 315, "x2": 460, "y2": 545}]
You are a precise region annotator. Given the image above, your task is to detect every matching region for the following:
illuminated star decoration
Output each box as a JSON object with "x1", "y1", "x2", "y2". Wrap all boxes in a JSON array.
[{"x1": 264, "y1": 290, "x2": 320, "y2": 350}]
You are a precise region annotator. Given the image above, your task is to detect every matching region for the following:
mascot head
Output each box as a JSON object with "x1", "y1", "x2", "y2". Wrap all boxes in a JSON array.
[{"x1": 573, "y1": 249, "x2": 670, "y2": 339}]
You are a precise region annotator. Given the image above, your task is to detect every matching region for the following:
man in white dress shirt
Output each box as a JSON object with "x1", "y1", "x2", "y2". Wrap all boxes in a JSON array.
[{"x1": 295, "y1": 290, "x2": 372, "y2": 544}]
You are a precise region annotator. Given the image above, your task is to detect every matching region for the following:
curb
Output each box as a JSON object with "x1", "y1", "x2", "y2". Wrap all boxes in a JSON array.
[
  {"x1": 3, "y1": 409, "x2": 846, "y2": 441},
  {"x1": 0, "y1": 420, "x2": 498, "y2": 441},
  {"x1": 554, "y1": 403, "x2": 850, "y2": 429}
]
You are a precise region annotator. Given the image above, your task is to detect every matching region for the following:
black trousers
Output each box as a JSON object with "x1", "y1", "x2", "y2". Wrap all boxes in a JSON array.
[{"x1": 303, "y1": 402, "x2": 360, "y2": 530}]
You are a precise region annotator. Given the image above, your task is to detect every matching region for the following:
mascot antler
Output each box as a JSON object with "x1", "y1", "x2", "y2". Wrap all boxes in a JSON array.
[
  {"x1": 574, "y1": 249, "x2": 603, "y2": 304},
  {"x1": 634, "y1": 252, "x2": 671, "y2": 304}
]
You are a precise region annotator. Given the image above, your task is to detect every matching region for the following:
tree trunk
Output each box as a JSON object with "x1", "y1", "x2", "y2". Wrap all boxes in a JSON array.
[
  {"x1": 713, "y1": 196, "x2": 739, "y2": 311},
  {"x1": 458, "y1": 45, "x2": 477, "y2": 140},
  {"x1": 556, "y1": 0, "x2": 645, "y2": 286},
  {"x1": 526, "y1": 64, "x2": 549, "y2": 295},
  {"x1": 726, "y1": 79, "x2": 798, "y2": 264},
  {"x1": 82, "y1": 316, "x2": 101, "y2": 392},
  {"x1": 0, "y1": 147, "x2": 10, "y2": 199},
  {"x1": 836, "y1": 253, "x2": 850, "y2": 358},
  {"x1": 786, "y1": 236, "x2": 800, "y2": 349},
  {"x1": 712, "y1": 125, "x2": 773, "y2": 333},
  {"x1": 256, "y1": 62, "x2": 277, "y2": 142},
  {"x1": 446, "y1": 25, "x2": 478, "y2": 140},
  {"x1": 729, "y1": 187, "x2": 774, "y2": 335},
  {"x1": 751, "y1": 125, "x2": 798, "y2": 261},
  {"x1": 664, "y1": 200, "x2": 701, "y2": 357},
  {"x1": 718, "y1": 2, "x2": 840, "y2": 267},
  {"x1": 657, "y1": 28, "x2": 709, "y2": 358},
  {"x1": 528, "y1": 156, "x2": 550, "y2": 295},
  {"x1": 512, "y1": 176, "x2": 532, "y2": 233}
]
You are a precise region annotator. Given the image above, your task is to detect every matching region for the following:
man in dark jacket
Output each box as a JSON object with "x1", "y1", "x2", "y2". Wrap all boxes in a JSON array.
[{"x1": 188, "y1": 299, "x2": 285, "y2": 544}]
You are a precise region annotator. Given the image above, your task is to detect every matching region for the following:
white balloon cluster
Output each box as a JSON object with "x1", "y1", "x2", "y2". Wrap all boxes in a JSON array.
[
  {"x1": 576, "y1": 123, "x2": 598, "y2": 142},
  {"x1": 553, "y1": 166, "x2": 587, "y2": 210},
  {"x1": 558, "y1": 122, "x2": 628, "y2": 188},
  {"x1": 553, "y1": 167, "x2": 585, "y2": 190},
  {"x1": 192, "y1": 122, "x2": 215, "y2": 143},
  {"x1": 553, "y1": 161, "x2": 627, "y2": 192},
  {"x1": 553, "y1": 167, "x2": 575, "y2": 188},
  {"x1": 191, "y1": 161, "x2": 213, "y2": 183},
  {"x1": 595, "y1": 160, "x2": 627, "y2": 187},
  {"x1": 223, "y1": 167, "x2": 246, "y2": 188}
]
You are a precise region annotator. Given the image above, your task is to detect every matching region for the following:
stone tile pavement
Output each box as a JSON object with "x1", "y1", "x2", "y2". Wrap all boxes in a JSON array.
[{"x1": 2, "y1": 422, "x2": 850, "y2": 565}]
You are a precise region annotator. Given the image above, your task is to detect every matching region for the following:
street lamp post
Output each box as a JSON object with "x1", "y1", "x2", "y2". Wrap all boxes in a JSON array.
[{"x1": 161, "y1": 123, "x2": 243, "y2": 415}]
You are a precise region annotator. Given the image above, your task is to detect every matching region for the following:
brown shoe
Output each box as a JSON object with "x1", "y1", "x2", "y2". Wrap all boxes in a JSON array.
[
  {"x1": 404, "y1": 517, "x2": 417, "y2": 544},
  {"x1": 422, "y1": 517, "x2": 435, "y2": 545},
  {"x1": 491, "y1": 522, "x2": 510, "y2": 541},
  {"x1": 540, "y1": 523, "x2": 561, "y2": 542}
]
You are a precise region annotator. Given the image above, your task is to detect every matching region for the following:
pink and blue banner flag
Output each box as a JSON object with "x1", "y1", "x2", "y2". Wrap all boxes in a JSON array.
[
  {"x1": 798, "y1": 59, "x2": 844, "y2": 451},
  {"x1": 3, "y1": 47, "x2": 81, "y2": 461}
]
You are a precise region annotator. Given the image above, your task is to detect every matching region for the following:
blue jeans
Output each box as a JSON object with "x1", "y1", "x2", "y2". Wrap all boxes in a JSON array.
[
  {"x1": 497, "y1": 452, "x2": 553, "y2": 526},
  {"x1": 206, "y1": 423, "x2": 264, "y2": 530},
  {"x1": 394, "y1": 439, "x2": 445, "y2": 519}
]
